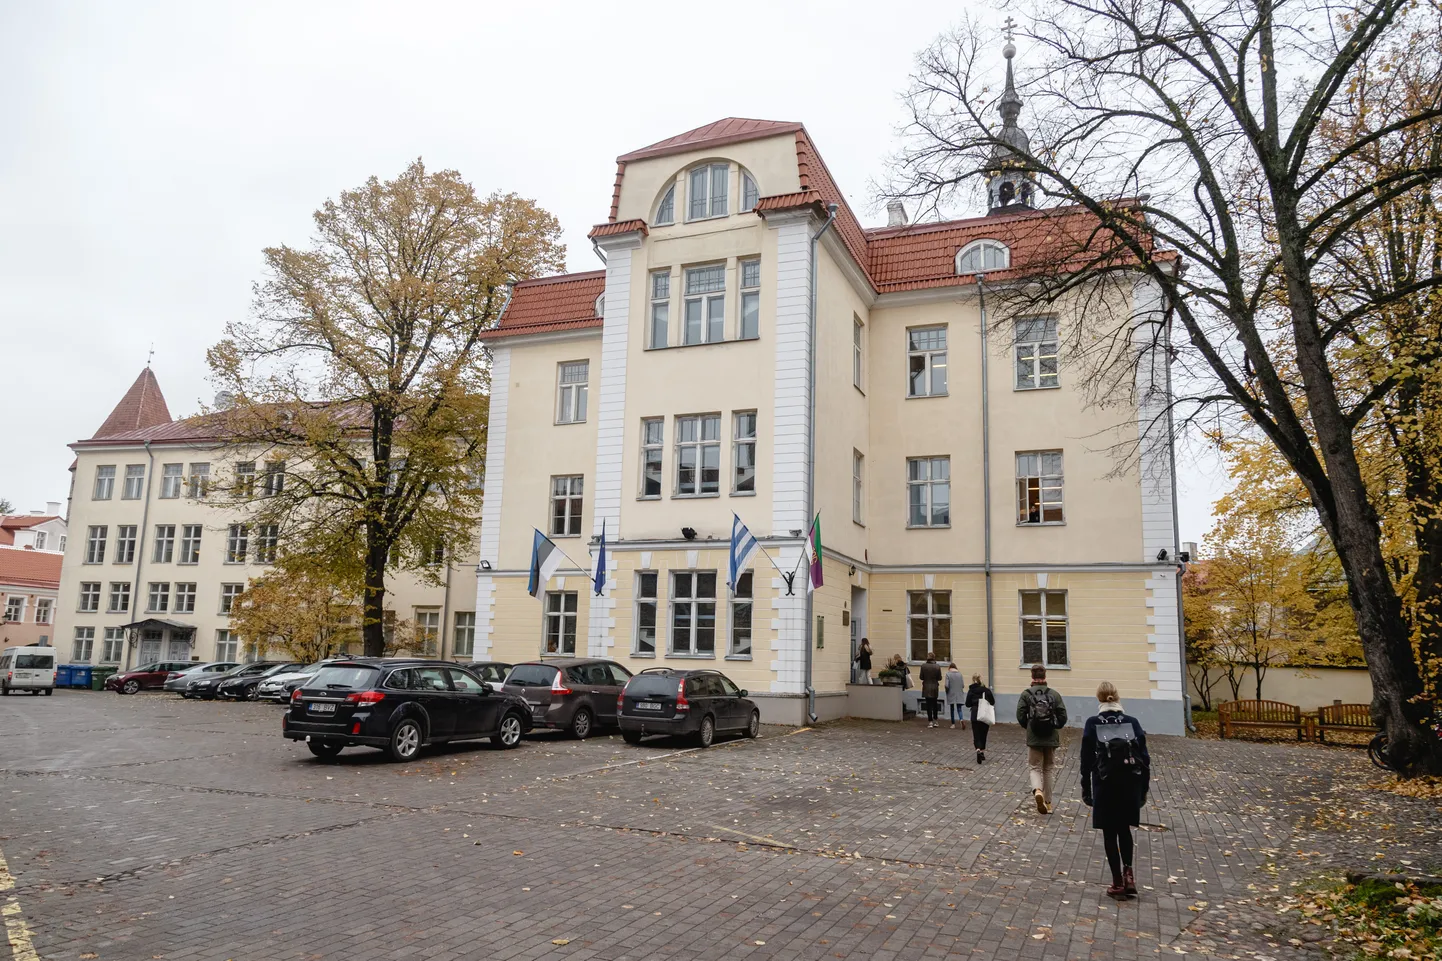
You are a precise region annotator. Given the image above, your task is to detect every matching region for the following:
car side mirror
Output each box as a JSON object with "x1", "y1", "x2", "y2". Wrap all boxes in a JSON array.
[{"x1": 737, "y1": 690, "x2": 748, "y2": 698}]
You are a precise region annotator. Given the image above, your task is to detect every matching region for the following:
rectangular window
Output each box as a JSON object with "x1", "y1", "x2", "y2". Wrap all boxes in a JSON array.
[
  {"x1": 226, "y1": 524, "x2": 249, "y2": 563},
  {"x1": 907, "y1": 590, "x2": 952, "y2": 661},
  {"x1": 739, "y1": 258, "x2": 760, "y2": 340},
  {"x1": 853, "y1": 316, "x2": 865, "y2": 389},
  {"x1": 234, "y1": 461, "x2": 256, "y2": 497},
  {"x1": 732, "y1": 411, "x2": 757, "y2": 494},
  {"x1": 254, "y1": 524, "x2": 279, "y2": 563},
  {"x1": 640, "y1": 418, "x2": 664, "y2": 498},
  {"x1": 543, "y1": 591, "x2": 578, "y2": 654},
  {"x1": 160, "y1": 463, "x2": 183, "y2": 499},
  {"x1": 115, "y1": 525, "x2": 136, "y2": 564},
  {"x1": 634, "y1": 571, "x2": 658, "y2": 655},
  {"x1": 262, "y1": 461, "x2": 285, "y2": 497},
  {"x1": 452, "y1": 612, "x2": 475, "y2": 657},
  {"x1": 152, "y1": 524, "x2": 175, "y2": 563},
  {"x1": 1015, "y1": 317, "x2": 1059, "y2": 390},
  {"x1": 108, "y1": 582, "x2": 130, "y2": 614},
  {"x1": 687, "y1": 163, "x2": 728, "y2": 220},
  {"x1": 72, "y1": 627, "x2": 95, "y2": 663},
  {"x1": 78, "y1": 582, "x2": 100, "y2": 612},
  {"x1": 147, "y1": 582, "x2": 170, "y2": 613},
  {"x1": 188, "y1": 462, "x2": 211, "y2": 498},
  {"x1": 683, "y1": 265, "x2": 726, "y2": 345},
  {"x1": 214, "y1": 630, "x2": 238, "y2": 662},
  {"x1": 907, "y1": 456, "x2": 951, "y2": 528},
  {"x1": 1016, "y1": 451, "x2": 1064, "y2": 524},
  {"x1": 85, "y1": 525, "x2": 107, "y2": 564},
  {"x1": 35, "y1": 598, "x2": 52, "y2": 625},
  {"x1": 556, "y1": 361, "x2": 589, "y2": 424},
  {"x1": 549, "y1": 476, "x2": 584, "y2": 536},
  {"x1": 122, "y1": 464, "x2": 145, "y2": 499},
  {"x1": 174, "y1": 582, "x2": 196, "y2": 614},
  {"x1": 729, "y1": 571, "x2": 752, "y2": 658},
  {"x1": 219, "y1": 583, "x2": 244, "y2": 614},
  {"x1": 33, "y1": 532, "x2": 46, "y2": 551},
  {"x1": 101, "y1": 627, "x2": 125, "y2": 663},
  {"x1": 93, "y1": 465, "x2": 115, "y2": 500},
  {"x1": 415, "y1": 610, "x2": 440, "y2": 655},
  {"x1": 649, "y1": 271, "x2": 670, "y2": 349},
  {"x1": 907, "y1": 327, "x2": 948, "y2": 397},
  {"x1": 178, "y1": 524, "x2": 202, "y2": 564},
  {"x1": 1021, "y1": 590, "x2": 1068, "y2": 666},
  {"x1": 675, "y1": 414, "x2": 721, "y2": 495},
  {"x1": 4, "y1": 596, "x2": 23, "y2": 622},
  {"x1": 670, "y1": 571, "x2": 716, "y2": 655},
  {"x1": 852, "y1": 450, "x2": 864, "y2": 524}
]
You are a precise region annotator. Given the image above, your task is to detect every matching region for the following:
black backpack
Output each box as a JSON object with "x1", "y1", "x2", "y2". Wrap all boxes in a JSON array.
[
  {"x1": 1095, "y1": 722, "x2": 1144, "y2": 783},
  {"x1": 1026, "y1": 688, "x2": 1057, "y2": 735}
]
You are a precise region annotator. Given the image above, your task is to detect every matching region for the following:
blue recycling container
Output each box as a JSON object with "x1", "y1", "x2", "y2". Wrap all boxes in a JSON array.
[
  {"x1": 55, "y1": 665, "x2": 73, "y2": 687},
  {"x1": 69, "y1": 665, "x2": 93, "y2": 689}
]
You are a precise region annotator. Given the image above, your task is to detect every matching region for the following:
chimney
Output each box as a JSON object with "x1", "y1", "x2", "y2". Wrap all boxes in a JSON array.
[
  {"x1": 1183, "y1": 541, "x2": 1198, "y2": 560},
  {"x1": 886, "y1": 200, "x2": 908, "y2": 227},
  {"x1": 45, "y1": 502, "x2": 60, "y2": 516}
]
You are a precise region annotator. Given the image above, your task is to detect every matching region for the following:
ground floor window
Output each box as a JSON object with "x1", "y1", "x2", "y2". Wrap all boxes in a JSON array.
[
  {"x1": 634, "y1": 572, "x2": 658, "y2": 655},
  {"x1": 453, "y1": 612, "x2": 475, "y2": 657},
  {"x1": 1020, "y1": 590, "x2": 1068, "y2": 666},
  {"x1": 907, "y1": 590, "x2": 951, "y2": 661},
  {"x1": 544, "y1": 591, "x2": 577, "y2": 654},
  {"x1": 729, "y1": 571, "x2": 752, "y2": 657},
  {"x1": 670, "y1": 571, "x2": 716, "y2": 655},
  {"x1": 414, "y1": 609, "x2": 439, "y2": 655},
  {"x1": 72, "y1": 627, "x2": 94, "y2": 662},
  {"x1": 101, "y1": 628, "x2": 124, "y2": 663},
  {"x1": 215, "y1": 630, "x2": 238, "y2": 662}
]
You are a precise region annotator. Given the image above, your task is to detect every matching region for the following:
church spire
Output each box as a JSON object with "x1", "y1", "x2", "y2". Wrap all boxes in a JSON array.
[{"x1": 986, "y1": 19, "x2": 1036, "y2": 213}]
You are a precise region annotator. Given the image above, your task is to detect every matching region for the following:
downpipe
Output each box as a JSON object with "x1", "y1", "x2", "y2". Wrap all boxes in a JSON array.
[
  {"x1": 975, "y1": 275, "x2": 995, "y2": 690},
  {"x1": 803, "y1": 202, "x2": 838, "y2": 725}
]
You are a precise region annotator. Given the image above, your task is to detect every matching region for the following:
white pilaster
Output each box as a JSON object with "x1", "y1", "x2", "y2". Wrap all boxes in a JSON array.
[
  {"x1": 768, "y1": 545, "x2": 807, "y2": 693},
  {"x1": 770, "y1": 217, "x2": 813, "y2": 536},
  {"x1": 472, "y1": 345, "x2": 510, "y2": 661}
]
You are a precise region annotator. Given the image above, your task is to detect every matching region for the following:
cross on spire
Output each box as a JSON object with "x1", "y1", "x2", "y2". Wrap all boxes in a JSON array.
[
  {"x1": 147, "y1": 343, "x2": 155, "y2": 368},
  {"x1": 1003, "y1": 16, "x2": 1016, "y2": 43}
]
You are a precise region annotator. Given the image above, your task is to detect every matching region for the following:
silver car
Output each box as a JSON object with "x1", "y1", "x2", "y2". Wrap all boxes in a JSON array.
[
  {"x1": 164, "y1": 661, "x2": 240, "y2": 695},
  {"x1": 255, "y1": 659, "x2": 342, "y2": 703}
]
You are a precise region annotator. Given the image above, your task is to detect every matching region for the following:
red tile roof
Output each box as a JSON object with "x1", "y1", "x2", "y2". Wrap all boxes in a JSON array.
[
  {"x1": 793, "y1": 130, "x2": 873, "y2": 285},
  {"x1": 92, "y1": 367, "x2": 172, "y2": 440},
  {"x1": 483, "y1": 271, "x2": 607, "y2": 341},
  {"x1": 587, "y1": 219, "x2": 648, "y2": 240},
  {"x1": 753, "y1": 190, "x2": 826, "y2": 214},
  {"x1": 0, "y1": 516, "x2": 60, "y2": 548},
  {"x1": 0, "y1": 549, "x2": 62, "y2": 591},
  {"x1": 616, "y1": 118, "x2": 804, "y2": 164}
]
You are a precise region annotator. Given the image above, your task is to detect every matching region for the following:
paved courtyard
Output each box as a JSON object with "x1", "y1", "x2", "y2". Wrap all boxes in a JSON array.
[{"x1": 1, "y1": 692, "x2": 1438, "y2": 961}]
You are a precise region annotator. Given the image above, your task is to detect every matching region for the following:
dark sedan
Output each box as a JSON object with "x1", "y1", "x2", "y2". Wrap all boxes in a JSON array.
[
  {"x1": 217, "y1": 662, "x2": 302, "y2": 700},
  {"x1": 282, "y1": 659, "x2": 533, "y2": 762},
  {"x1": 502, "y1": 658, "x2": 633, "y2": 739},
  {"x1": 188, "y1": 661, "x2": 285, "y2": 700},
  {"x1": 618, "y1": 668, "x2": 760, "y2": 747}
]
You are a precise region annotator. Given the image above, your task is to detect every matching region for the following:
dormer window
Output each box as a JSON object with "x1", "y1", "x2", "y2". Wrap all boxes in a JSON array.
[
  {"x1": 654, "y1": 184, "x2": 675, "y2": 226},
  {"x1": 595, "y1": 293, "x2": 605, "y2": 318},
  {"x1": 688, "y1": 163, "x2": 729, "y2": 221},
  {"x1": 741, "y1": 171, "x2": 759, "y2": 212},
  {"x1": 956, "y1": 240, "x2": 1010, "y2": 274}
]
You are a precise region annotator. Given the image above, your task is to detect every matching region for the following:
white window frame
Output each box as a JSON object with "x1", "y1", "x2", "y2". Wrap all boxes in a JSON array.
[
  {"x1": 669, "y1": 570, "x2": 717, "y2": 656},
  {"x1": 178, "y1": 525, "x2": 202, "y2": 565},
  {"x1": 543, "y1": 590, "x2": 578, "y2": 655},
  {"x1": 85, "y1": 525, "x2": 106, "y2": 564},
  {"x1": 78, "y1": 582, "x2": 100, "y2": 613},
  {"x1": 674, "y1": 414, "x2": 721, "y2": 496},
  {"x1": 122, "y1": 464, "x2": 145, "y2": 500},
  {"x1": 107, "y1": 582, "x2": 130, "y2": 614},
  {"x1": 93, "y1": 465, "x2": 115, "y2": 500},
  {"x1": 115, "y1": 525, "x2": 136, "y2": 564},
  {"x1": 226, "y1": 524, "x2": 249, "y2": 563},
  {"x1": 100, "y1": 627, "x2": 125, "y2": 663},
  {"x1": 654, "y1": 183, "x2": 676, "y2": 226},
  {"x1": 640, "y1": 418, "x2": 664, "y2": 498},
  {"x1": 452, "y1": 612, "x2": 475, "y2": 657},
  {"x1": 187, "y1": 462, "x2": 211, "y2": 498},
  {"x1": 649, "y1": 270, "x2": 670, "y2": 349},
  {"x1": 219, "y1": 583, "x2": 244, "y2": 614},
  {"x1": 686, "y1": 163, "x2": 729, "y2": 221},
  {"x1": 738, "y1": 258, "x2": 760, "y2": 340},
  {"x1": 4, "y1": 596, "x2": 24, "y2": 623},
  {"x1": 853, "y1": 315, "x2": 865, "y2": 391},
  {"x1": 72, "y1": 627, "x2": 95, "y2": 663},
  {"x1": 549, "y1": 475, "x2": 584, "y2": 537},
  {"x1": 262, "y1": 461, "x2": 285, "y2": 497},
  {"x1": 214, "y1": 630, "x2": 238, "y2": 662},
  {"x1": 633, "y1": 571, "x2": 658, "y2": 656},
  {"x1": 556, "y1": 361, "x2": 589, "y2": 424},
  {"x1": 254, "y1": 524, "x2": 279, "y2": 563},
  {"x1": 33, "y1": 531, "x2": 47, "y2": 551},
  {"x1": 741, "y1": 170, "x2": 759, "y2": 212},
  {"x1": 153, "y1": 524, "x2": 175, "y2": 563},
  {"x1": 34, "y1": 598, "x2": 52, "y2": 625},
  {"x1": 955, "y1": 239, "x2": 1010, "y2": 274},
  {"x1": 147, "y1": 582, "x2": 170, "y2": 613},
  {"x1": 174, "y1": 582, "x2": 196, "y2": 614},
  {"x1": 414, "y1": 609, "x2": 440, "y2": 655},
  {"x1": 1014, "y1": 316, "x2": 1060, "y2": 390},
  {"x1": 729, "y1": 571, "x2": 753, "y2": 659},
  {"x1": 1021, "y1": 590, "x2": 1069, "y2": 667},
  {"x1": 907, "y1": 326, "x2": 948, "y2": 397},
  {"x1": 1016, "y1": 451, "x2": 1065, "y2": 525},
  {"x1": 234, "y1": 461, "x2": 256, "y2": 497},
  {"x1": 852, "y1": 450, "x2": 865, "y2": 525},
  {"x1": 732, "y1": 411, "x2": 757, "y2": 495},
  {"x1": 907, "y1": 589, "x2": 952, "y2": 662},
  {"x1": 683, "y1": 264, "x2": 726, "y2": 345},
  {"x1": 906, "y1": 456, "x2": 951, "y2": 529},
  {"x1": 160, "y1": 463, "x2": 183, "y2": 499}
]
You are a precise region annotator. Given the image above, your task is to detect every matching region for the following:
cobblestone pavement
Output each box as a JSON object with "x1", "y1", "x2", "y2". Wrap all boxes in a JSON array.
[{"x1": 1, "y1": 692, "x2": 1438, "y2": 961}]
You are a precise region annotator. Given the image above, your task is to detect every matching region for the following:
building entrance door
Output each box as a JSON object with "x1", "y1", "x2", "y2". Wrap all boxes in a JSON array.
[
  {"x1": 849, "y1": 586, "x2": 868, "y2": 683},
  {"x1": 138, "y1": 630, "x2": 163, "y2": 665},
  {"x1": 166, "y1": 632, "x2": 191, "y2": 661}
]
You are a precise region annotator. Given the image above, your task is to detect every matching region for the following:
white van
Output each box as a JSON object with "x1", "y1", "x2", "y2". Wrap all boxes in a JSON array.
[{"x1": 0, "y1": 644, "x2": 58, "y2": 695}]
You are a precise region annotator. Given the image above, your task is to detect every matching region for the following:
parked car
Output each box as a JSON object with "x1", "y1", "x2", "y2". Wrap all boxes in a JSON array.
[
  {"x1": 501, "y1": 658, "x2": 633, "y2": 739},
  {"x1": 164, "y1": 661, "x2": 240, "y2": 695},
  {"x1": 1, "y1": 644, "x2": 58, "y2": 695},
  {"x1": 217, "y1": 662, "x2": 303, "y2": 700},
  {"x1": 256, "y1": 659, "x2": 342, "y2": 703},
  {"x1": 618, "y1": 668, "x2": 760, "y2": 748},
  {"x1": 188, "y1": 662, "x2": 284, "y2": 700},
  {"x1": 282, "y1": 658, "x2": 533, "y2": 762},
  {"x1": 106, "y1": 661, "x2": 200, "y2": 694},
  {"x1": 471, "y1": 661, "x2": 513, "y2": 693}
]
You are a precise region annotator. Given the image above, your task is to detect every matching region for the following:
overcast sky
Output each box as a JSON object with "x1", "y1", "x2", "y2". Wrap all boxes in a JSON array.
[{"x1": 0, "y1": 0, "x2": 1229, "y2": 543}]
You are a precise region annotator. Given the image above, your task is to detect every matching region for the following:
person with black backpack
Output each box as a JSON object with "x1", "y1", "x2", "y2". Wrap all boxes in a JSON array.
[
  {"x1": 1080, "y1": 681, "x2": 1151, "y2": 899},
  {"x1": 1016, "y1": 664, "x2": 1068, "y2": 813}
]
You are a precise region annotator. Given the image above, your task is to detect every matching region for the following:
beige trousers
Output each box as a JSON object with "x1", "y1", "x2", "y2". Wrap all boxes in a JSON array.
[{"x1": 1027, "y1": 746, "x2": 1057, "y2": 805}]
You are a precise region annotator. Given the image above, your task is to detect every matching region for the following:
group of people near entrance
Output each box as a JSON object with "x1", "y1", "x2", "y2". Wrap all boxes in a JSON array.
[{"x1": 855, "y1": 639, "x2": 1151, "y2": 901}]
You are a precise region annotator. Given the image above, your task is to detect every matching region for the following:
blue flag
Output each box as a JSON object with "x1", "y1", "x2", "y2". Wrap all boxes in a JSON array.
[
  {"x1": 591, "y1": 520, "x2": 607, "y2": 596},
  {"x1": 729, "y1": 513, "x2": 759, "y2": 592}
]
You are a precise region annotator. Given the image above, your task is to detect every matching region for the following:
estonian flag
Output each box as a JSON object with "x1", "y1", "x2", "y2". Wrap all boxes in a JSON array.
[
  {"x1": 527, "y1": 529, "x2": 564, "y2": 598},
  {"x1": 729, "y1": 513, "x2": 759, "y2": 592},
  {"x1": 591, "y1": 520, "x2": 608, "y2": 596}
]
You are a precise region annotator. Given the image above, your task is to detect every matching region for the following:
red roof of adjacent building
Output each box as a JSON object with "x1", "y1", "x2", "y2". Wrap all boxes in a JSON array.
[
  {"x1": 92, "y1": 367, "x2": 172, "y2": 440},
  {"x1": 484, "y1": 271, "x2": 608, "y2": 341},
  {"x1": 0, "y1": 549, "x2": 62, "y2": 591},
  {"x1": 0, "y1": 516, "x2": 59, "y2": 548}
]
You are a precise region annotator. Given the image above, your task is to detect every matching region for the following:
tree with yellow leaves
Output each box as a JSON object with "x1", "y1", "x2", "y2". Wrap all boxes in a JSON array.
[{"x1": 228, "y1": 567, "x2": 361, "y2": 664}]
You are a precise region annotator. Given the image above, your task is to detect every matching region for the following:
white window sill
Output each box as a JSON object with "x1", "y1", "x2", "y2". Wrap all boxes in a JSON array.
[
  {"x1": 1014, "y1": 384, "x2": 1062, "y2": 392},
  {"x1": 631, "y1": 651, "x2": 657, "y2": 658},
  {"x1": 554, "y1": 420, "x2": 587, "y2": 426},
  {"x1": 725, "y1": 654, "x2": 753, "y2": 661},
  {"x1": 684, "y1": 213, "x2": 729, "y2": 224},
  {"x1": 549, "y1": 533, "x2": 584, "y2": 539},
  {"x1": 906, "y1": 525, "x2": 952, "y2": 530},
  {"x1": 1019, "y1": 663, "x2": 1070, "y2": 670},
  {"x1": 666, "y1": 652, "x2": 716, "y2": 659},
  {"x1": 1016, "y1": 521, "x2": 1067, "y2": 528},
  {"x1": 906, "y1": 393, "x2": 949, "y2": 400},
  {"x1": 730, "y1": 490, "x2": 757, "y2": 497},
  {"x1": 673, "y1": 492, "x2": 721, "y2": 500},
  {"x1": 637, "y1": 494, "x2": 662, "y2": 501}
]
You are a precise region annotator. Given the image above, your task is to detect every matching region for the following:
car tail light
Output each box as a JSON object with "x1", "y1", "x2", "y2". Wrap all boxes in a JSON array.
[
  {"x1": 166, "y1": 672, "x2": 181, "y2": 680},
  {"x1": 291, "y1": 688, "x2": 303, "y2": 703},
  {"x1": 617, "y1": 692, "x2": 625, "y2": 713},
  {"x1": 351, "y1": 722, "x2": 362, "y2": 734},
  {"x1": 345, "y1": 690, "x2": 385, "y2": 705},
  {"x1": 675, "y1": 679, "x2": 689, "y2": 712},
  {"x1": 550, "y1": 672, "x2": 572, "y2": 696}
]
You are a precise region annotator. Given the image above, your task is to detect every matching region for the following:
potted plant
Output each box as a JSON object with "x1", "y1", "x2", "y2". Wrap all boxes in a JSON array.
[{"x1": 876, "y1": 668, "x2": 903, "y2": 687}]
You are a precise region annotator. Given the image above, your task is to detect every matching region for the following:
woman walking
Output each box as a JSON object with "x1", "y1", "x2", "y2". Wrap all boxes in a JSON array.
[
  {"x1": 964, "y1": 674, "x2": 995, "y2": 763},
  {"x1": 853, "y1": 637, "x2": 873, "y2": 684},
  {"x1": 1080, "y1": 681, "x2": 1151, "y2": 899},
  {"x1": 919, "y1": 654, "x2": 943, "y2": 728},
  {"x1": 945, "y1": 662, "x2": 967, "y2": 729}
]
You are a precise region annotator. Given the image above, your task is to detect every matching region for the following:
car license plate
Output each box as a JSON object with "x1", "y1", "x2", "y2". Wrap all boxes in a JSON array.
[
  {"x1": 637, "y1": 702, "x2": 663, "y2": 711},
  {"x1": 309, "y1": 703, "x2": 336, "y2": 713}
]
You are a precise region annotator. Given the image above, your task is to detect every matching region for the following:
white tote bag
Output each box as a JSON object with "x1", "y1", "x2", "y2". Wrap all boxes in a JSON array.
[{"x1": 976, "y1": 697, "x2": 996, "y2": 726}]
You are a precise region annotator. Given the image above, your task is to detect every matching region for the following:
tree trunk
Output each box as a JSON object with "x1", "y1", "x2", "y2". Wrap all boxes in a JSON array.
[
  {"x1": 362, "y1": 533, "x2": 388, "y2": 658},
  {"x1": 1254, "y1": 666, "x2": 1263, "y2": 702}
]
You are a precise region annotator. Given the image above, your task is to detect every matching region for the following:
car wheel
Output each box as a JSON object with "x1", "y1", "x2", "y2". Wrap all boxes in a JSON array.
[
  {"x1": 622, "y1": 730, "x2": 643, "y2": 746},
  {"x1": 570, "y1": 708, "x2": 594, "y2": 740},
  {"x1": 746, "y1": 710, "x2": 760, "y2": 739},
  {"x1": 387, "y1": 719, "x2": 423, "y2": 762},
  {"x1": 1, "y1": 685, "x2": 8, "y2": 696},
  {"x1": 492, "y1": 712, "x2": 524, "y2": 749},
  {"x1": 122, "y1": 679, "x2": 140, "y2": 695},
  {"x1": 43, "y1": 689, "x2": 53, "y2": 696},
  {"x1": 697, "y1": 715, "x2": 715, "y2": 749},
  {"x1": 307, "y1": 741, "x2": 344, "y2": 760}
]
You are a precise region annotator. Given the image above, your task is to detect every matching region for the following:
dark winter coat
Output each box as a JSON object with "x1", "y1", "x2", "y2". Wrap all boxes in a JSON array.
[
  {"x1": 964, "y1": 681, "x2": 995, "y2": 723},
  {"x1": 1016, "y1": 683, "x2": 1068, "y2": 748},
  {"x1": 919, "y1": 661, "x2": 943, "y2": 699},
  {"x1": 854, "y1": 646, "x2": 872, "y2": 671},
  {"x1": 1079, "y1": 706, "x2": 1151, "y2": 830}
]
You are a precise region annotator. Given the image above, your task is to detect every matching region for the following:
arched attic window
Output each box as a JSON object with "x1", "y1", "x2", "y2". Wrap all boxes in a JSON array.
[
  {"x1": 955, "y1": 240, "x2": 1010, "y2": 274},
  {"x1": 741, "y1": 169, "x2": 759, "y2": 211},
  {"x1": 654, "y1": 183, "x2": 676, "y2": 226},
  {"x1": 595, "y1": 293, "x2": 605, "y2": 317}
]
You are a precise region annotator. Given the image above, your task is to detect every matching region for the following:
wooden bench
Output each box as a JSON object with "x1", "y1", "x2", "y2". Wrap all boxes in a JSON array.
[
  {"x1": 1218, "y1": 700, "x2": 1306, "y2": 740},
  {"x1": 1316, "y1": 703, "x2": 1377, "y2": 743}
]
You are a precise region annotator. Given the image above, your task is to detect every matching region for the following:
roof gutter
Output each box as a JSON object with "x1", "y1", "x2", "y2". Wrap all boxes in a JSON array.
[{"x1": 803, "y1": 202, "x2": 838, "y2": 726}]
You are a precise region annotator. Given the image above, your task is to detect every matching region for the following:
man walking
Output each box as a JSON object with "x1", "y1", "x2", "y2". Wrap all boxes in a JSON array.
[
  {"x1": 919, "y1": 653, "x2": 943, "y2": 728},
  {"x1": 1016, "y1": 664, "x2": 1067, "y2": 813}
]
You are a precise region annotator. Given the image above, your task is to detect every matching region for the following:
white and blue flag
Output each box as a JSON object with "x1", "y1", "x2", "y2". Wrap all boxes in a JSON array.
[{"x1": 728, "y1": 513, "x2": 759, "y2": 592}]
